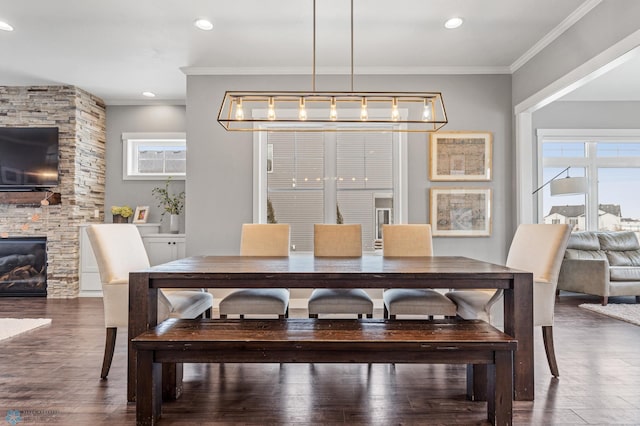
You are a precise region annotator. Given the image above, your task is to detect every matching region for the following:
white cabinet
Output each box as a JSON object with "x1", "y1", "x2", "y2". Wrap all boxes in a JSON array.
[
  {"x1": 142, "y1": 235, "x2": 186, "y2": 266},
  {"x1": 78, "y1": 224, "x2": 181, "y2": 297}
]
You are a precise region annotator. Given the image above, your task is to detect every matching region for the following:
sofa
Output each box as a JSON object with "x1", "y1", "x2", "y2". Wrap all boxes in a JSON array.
[{"x1": 557, "y1": 231, "x2": 640, "y2": 305}]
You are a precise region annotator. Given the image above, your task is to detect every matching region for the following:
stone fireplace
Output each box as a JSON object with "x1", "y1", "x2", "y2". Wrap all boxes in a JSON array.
[
  {"x1": 0, "y1": 237, "x2": 47, "y2": 296},
  {"x1": 0, "y1": 86, "x2": 106, "y2": 297}
]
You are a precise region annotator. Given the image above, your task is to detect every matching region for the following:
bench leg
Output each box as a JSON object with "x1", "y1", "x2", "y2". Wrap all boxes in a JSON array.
[
  {"x1": 466, "y1": 364, "x2": 488, "y2": 401},
  {"x1": 136, "y1": 349, "x2": 162, "y2": 426},
  {"x1": 487, "y1": 351, "x2": 513, "y2": 426},
  {"x1": 162, "y1": 363, "x2": 183, "y2": 400}
]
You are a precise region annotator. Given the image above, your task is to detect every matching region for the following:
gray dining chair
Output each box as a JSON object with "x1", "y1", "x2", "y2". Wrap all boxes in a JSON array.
[
  {"x1": 308, "y1": 224, "x2": 373, "y2": 318},
  {"x1": 86, "y1": 223, "x2": 213, "y2": 379},
  {"x1": 218, "y1": 224, "x2": 290, "y2": 319},
  {"x1": 446, "y1": 223, "x2": 572, "y2": 377},
  {"x1": 382, "y1": 224, "x2": 456, "y2": 319}
]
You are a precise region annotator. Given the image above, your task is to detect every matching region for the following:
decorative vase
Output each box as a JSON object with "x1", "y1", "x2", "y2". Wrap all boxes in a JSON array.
[
  {"x1": 169, "y1": 214, "x2": 180, "y2": 234},
  {"x1": 113, "y1": 214, "x2": 128, "y2": 224}
]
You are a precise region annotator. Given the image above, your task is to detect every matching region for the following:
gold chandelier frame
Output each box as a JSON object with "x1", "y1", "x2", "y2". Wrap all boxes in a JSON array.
[{"x1": 217, "y1": 0, "x2": 448, "y2": 133}]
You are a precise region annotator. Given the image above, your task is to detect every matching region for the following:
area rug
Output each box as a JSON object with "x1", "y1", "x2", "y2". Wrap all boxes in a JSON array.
[
  {"x1": 579, "y1": 303, "x2": 640, "y2": 326},
  {"x1": 0, "y1": 318, "x2": 52, "y2": 342}
]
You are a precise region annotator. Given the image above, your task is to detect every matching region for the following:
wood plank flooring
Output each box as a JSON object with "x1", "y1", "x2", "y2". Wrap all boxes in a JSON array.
[{"x1": 0, "y1": 294, "x2": 639, "y2": 425}]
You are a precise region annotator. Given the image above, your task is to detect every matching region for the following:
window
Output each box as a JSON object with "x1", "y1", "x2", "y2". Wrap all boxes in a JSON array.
[
  {"x1": 537, "y1": 130, "x2": 640, "y2": 234},
  {"x1": 122, "y1": 133, "x2": 186, "y2": 180},
  {"x1": 254, "y1": 124, "x2": 407, "y2": 252}
]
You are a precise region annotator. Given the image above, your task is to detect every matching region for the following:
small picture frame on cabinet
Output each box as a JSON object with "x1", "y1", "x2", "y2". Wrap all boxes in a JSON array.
[{"x1": 133, "y1": 206, "x2": 149, "y2": 224}]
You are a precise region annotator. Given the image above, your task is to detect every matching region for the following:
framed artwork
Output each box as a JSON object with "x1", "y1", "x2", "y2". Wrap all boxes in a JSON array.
[
  {"x1": 429, "y1": 131, "x2": 492, "y2": 181},
  {"x1": 429, "y1": 188, "x2": 491, "y2": 237},
  {"x1": 133, "y1": 206, "x2": 149, "y2": 224}
]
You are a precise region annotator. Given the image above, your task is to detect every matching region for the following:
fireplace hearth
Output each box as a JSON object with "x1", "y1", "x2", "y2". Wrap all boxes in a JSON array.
[{"x1": 0, "y1": 237, "x2": 47, "y2": 297}]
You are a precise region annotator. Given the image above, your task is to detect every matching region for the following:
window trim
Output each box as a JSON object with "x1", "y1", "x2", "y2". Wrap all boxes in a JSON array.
[
  {"x1": 537, "y1": 128, "x2": 640, "y2": 229},
  {"x1": 122, "y1": 132, "x2": 186, "y2": 181}
]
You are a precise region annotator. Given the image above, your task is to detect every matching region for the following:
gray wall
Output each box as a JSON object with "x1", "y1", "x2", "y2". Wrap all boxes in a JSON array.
[
  {"x1": 534, "y1": 101, "x2": 640, "y2": 129},
  {"x1": 105, "y1": 105, "x2": 186, "y2": 232},
  {"x1": 185, "y1": 73, "x2": 513, "y2": 264}
]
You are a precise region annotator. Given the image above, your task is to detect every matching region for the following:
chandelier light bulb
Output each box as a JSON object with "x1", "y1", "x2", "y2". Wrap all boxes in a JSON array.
[
  {"x1": 235, "y1": 98, "x2": 245, "y2": 120},
  {"x1": 298, "y1": 98, "x2": 308, "y2": 121},
  {"x1": 360, "y1": 98, "x2": 368, "y2": 121},
  {"x1": 267, "y1": 97, "x2": 276, "y2": 121},
  {"x1": 391, "y1": 98, "x2": 400, "y2": 121},
  {"x1": 422, "y1": 100, "x2": 432, "y2": 121},
  {"x1": 329, "y1": 97, "x2": 338, "y2": 121}
]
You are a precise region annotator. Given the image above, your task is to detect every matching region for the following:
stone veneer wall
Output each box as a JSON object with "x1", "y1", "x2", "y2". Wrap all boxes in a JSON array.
[{"x1": 0, "y1": 86, "x2": 106, "y2": 298}]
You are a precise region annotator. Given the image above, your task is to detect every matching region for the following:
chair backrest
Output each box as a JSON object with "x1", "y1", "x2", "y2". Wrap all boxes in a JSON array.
[
  {"x1": 382, "y1": 224, "x2": 433, "y2": 257},
  {"x1": 314, "y1": 224, "x2": 362, "y2": 257},
  {"x1": 506, "y1": 224, "x2": 572, "y2": 284},
  {"x1": 86, "y1": 224, "x2": 152, "y2": 328},
  {"x1": 506, "y1": 224, "x2": 572, "y2": 326},
  {"x1": 240, "y1": 224, "x2": 290, "y2": 256},
  {"x1": 86, "y1": 224, "x2": 151, "y2": 285}
]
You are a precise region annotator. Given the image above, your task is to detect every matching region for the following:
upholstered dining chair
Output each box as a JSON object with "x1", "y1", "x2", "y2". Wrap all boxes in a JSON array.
[
  {"x1": 308, "y1": 224, "x2": 373, "y2": 318},
  {"x1": 446, "y1": 223, "x2": 572, "y2": 377},
  {"x1": 382, "y1": 224, "x2": 456, "y2": 319},
  {"x1": 218, "y1": 224, "x2": 291, "y2": 319},
  {"x1": 86, "y1": 224, "x2": 213, "y2": 379}
]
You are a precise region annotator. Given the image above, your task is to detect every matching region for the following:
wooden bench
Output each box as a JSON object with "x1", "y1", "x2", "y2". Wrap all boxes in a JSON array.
[{"x1": 132, "y1": 318, "x2": 517, "y2": 425}]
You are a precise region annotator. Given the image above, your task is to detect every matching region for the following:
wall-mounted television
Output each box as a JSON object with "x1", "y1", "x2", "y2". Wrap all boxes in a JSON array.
[{"x1": 0, "y1": 127, "x2": 59, "y2": 190}]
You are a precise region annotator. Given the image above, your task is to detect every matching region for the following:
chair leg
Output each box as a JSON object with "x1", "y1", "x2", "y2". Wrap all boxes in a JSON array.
[
  {"x1": 309, "y1": 314, "x2": 318, "y2": 319},
  {"x1": 204, "y1": 307, "x2": 212, "y2": 319},
  {"x1": 636, "y1": 296, "x2": 640, "y2": 304},
  {"x1": 383, "y1": 305, "x2": 389, "y2": 319},
  {"x1": 100, "y1": 327, "x2": 117, "y2": 379},
  {"x1": 542, "y1": 325, "x2": 560, "y2": 378},
  {"x1": 602, "y1": 296, "x2": 608, "y2": 306},
  {"x1": 366, "y1": 314, "x2": 373, "y2": 318},
  {"x1": 285, "y1": 306, "x2": 289, "y2": 318}
]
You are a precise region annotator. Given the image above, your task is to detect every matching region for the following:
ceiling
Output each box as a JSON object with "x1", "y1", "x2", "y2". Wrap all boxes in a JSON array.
[{"x1": 0, "y1": 0, "x2": 634, "y2": 104}]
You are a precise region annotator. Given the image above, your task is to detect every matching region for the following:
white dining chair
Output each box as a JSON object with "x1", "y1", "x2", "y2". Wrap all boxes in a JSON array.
[
  {"x1": 86, "y1": 223, "x2": 213, "y2": 379},
  {"x1": 218, "y1": 224, "x2": 291, "y2": 319},
  {"x1": 446, "y1": 223, "x2": 572, "y2": 377}
]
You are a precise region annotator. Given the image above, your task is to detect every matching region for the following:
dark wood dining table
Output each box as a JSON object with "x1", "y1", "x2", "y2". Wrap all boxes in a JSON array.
[{"x1": 128, "y1": 254, "x2": 534, "y2": 402}]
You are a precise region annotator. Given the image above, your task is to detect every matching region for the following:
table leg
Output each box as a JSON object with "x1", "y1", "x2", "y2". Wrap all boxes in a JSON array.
[
  {"x1": 129, "y1": 273, "x2": 155, "y2": 403},
  {"x1": 505, "y1": 273, "x2": 534, "y2": 401}
]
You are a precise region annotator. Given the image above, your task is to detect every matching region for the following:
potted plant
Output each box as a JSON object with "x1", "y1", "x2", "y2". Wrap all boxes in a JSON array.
[
  {"x1": 111, "y1": 205, "x2": 133, "y2": 223},
  {"x1": 152, "y1": 178, "x2": 185, "y2": 233}
]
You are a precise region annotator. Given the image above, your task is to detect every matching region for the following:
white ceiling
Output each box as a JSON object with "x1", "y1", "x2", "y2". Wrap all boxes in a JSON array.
[{"x1": 0, "y1": 0, "x2": 634, "y2": 104}]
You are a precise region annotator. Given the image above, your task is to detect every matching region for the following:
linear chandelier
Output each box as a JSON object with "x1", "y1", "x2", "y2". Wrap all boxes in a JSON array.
[{"x1": 217, "y1": 0, "x2": 448, "y2": 133}]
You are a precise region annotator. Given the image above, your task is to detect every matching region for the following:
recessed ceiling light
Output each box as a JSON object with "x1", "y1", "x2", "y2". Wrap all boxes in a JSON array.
[
  {"x1": 142, "y1": 91, "x2": 156, "y2": 98},
  {"x1": 194, "y1": 18, "x2": 213, "y2": 31},
  {"x1": 444, "y1": 17, "x2": 463, "y2": 29},
  {"x1": 0, "y1": 21, "x2": 14, "y2": 32}
]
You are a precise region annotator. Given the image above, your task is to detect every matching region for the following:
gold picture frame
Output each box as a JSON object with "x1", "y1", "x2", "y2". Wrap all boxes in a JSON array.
[
  {"x1": 429, "y1": 188, "x2": 491, "y2": 237},
  {"x1": 429, "y1": 131, "x2": 492, "y2": 181}
]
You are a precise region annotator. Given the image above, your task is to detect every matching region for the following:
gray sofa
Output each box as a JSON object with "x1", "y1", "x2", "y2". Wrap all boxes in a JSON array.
[{"x1": 557, "y1": 231, "x2": 640, "y2": 305}]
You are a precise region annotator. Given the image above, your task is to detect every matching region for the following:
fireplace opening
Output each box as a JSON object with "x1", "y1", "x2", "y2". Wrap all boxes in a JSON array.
[{"x1": 0, "y1": 237, "x2": 47, "y2": 297}]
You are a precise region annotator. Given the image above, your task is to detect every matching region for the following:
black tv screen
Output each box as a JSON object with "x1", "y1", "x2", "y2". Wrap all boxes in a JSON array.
[{"x1": 0, "y1": 127, "x2": 59, "y2": 189}]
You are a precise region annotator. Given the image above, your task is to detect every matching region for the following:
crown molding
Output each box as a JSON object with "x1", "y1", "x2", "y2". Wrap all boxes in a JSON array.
[
  {"x1": 510, "y1": 0, "x2": 602, "y2": 73},
  {"x1": 104, "y1": 99, "x2": 186, "y2": 106},
  {"x1": 181, "y1": 65, "x2": 511, "y2": 76}
]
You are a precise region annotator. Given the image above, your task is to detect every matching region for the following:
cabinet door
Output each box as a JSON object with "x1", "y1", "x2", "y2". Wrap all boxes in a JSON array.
[{"x1": 143, "y1": 236, "x2": 185, "y2": 266}]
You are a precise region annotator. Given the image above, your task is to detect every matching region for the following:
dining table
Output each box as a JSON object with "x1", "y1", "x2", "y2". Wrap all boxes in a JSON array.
[{"x1": 127, "y1": 254, "x2": 534, "y2": 402}]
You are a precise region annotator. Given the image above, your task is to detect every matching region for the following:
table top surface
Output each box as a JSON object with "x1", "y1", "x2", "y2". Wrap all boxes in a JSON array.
[{"x1": 131, "y1": 255, "x2": 531, "y2": 286}]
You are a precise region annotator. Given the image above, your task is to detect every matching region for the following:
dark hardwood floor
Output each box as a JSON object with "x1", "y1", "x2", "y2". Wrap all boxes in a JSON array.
[{"x1": 1, "y1": 294, "x2": 639, "y2": 425}]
